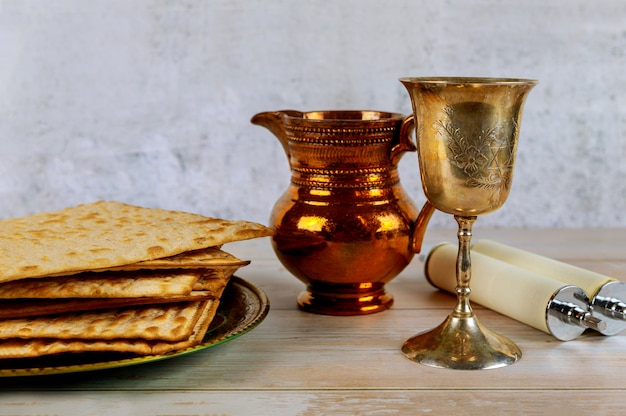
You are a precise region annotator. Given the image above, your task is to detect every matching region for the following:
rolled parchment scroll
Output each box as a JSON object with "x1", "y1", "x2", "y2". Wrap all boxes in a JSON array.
[
  {"x1": 425, "y1": 243, "x2": 605, "y2": 341},
  {"x1": 472, "y1": 240, "x2": 626, "y2": 336}
]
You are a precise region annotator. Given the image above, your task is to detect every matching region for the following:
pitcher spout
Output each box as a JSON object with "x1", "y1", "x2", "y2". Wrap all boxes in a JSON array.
[{"x1": 251, "y1": 110, "x2": 302, "y2": 159}]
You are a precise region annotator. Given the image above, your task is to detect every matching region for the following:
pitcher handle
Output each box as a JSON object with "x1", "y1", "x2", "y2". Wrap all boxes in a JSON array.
[
  {"x1": 412, "y1": 201, "x2": 435, "y2": 253},
  {"x1": 391, "y1": 114, "x2": 417, "y2": 165},
  {"x1": 396, "y1": 113, "x2": 437, "y2": 253}
]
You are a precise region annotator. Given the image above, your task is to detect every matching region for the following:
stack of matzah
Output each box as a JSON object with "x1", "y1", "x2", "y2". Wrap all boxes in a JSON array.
[{"x1": 0, "y1": 201, "x2": 273, "y2": 359}]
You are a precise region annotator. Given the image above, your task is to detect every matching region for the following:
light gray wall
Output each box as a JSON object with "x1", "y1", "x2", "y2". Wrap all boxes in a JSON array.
[{"x1": 0, "y1": 0, "x2": 624, "y2": 228}]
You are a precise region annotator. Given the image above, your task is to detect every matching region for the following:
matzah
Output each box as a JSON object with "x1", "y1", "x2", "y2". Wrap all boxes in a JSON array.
[
  {"x1": 42, "y1": 247, "x2": 250, "y2": 276},
  {"x1": 0, "y1": 291, "x2": 213, "y2": 319},
  {"x1": 0, "y1": 300, "x2": 208, "y2": 342},
  {"x1": 0, "y1": 299, "x2": 217, "y2": 358},
  {"x1": 0, "y1": 200, "x2": 273, "y2": 283},
  {"x1": 0, "y1": 201, "x2": 262, "y2": 360},
  {"x1": 0, "y1": 264, "x2": 234, "y2": 358},
  {"x1": 103, "y1": 247, "x2": 250, "y2": 271},
  {"x1": 0, "y1": 270, "x2": 205, "y2": 299}
]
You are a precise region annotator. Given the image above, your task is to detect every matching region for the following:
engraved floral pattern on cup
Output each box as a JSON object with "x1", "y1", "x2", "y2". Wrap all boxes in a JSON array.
[{"x1": 435, "y1": 106, "x2": 517, "y2": 197}]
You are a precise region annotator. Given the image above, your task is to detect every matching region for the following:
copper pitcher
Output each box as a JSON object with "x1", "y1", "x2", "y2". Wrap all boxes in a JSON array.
[{"x1": 251, "y1": 110, "x2": 435, "y2": 315}]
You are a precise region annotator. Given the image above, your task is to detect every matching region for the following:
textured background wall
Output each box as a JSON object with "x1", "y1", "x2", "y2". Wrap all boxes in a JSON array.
[{"x1": 0, "y1": 0, "x2": 624, "y2": 228}]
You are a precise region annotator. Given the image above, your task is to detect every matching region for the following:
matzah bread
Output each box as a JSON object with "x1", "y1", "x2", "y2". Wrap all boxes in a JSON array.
[
  {"x1": 102, "y1": 247, "x2": 250, "y2": 271},
  {"x1": 193, "y1": 267, "x2": 237, "y2": 292},
  {"x1": 0, "y1": 270, "x2": 206, "y2": 299},
  {"x1": 42, "y1": 247, "x2": 250, "y2": 276},
  {"x1": 0, "y1": 201, "x2": 258, "y2": 360},
  {"x1": 0, "y1": 300, "x2": 208, "y2": 342},
  {"x1": 0, "y1": 268, "x2": 235, "y2": 318},
  {"x1": 0, "y1": 291, "x2": 213, "y2": 319},
  {"x1": 0, "y1": 200, "x2": 273, "y2": 283},
  {"x1": 0, "y1": 299, "x2": 217, "y2": 358}
]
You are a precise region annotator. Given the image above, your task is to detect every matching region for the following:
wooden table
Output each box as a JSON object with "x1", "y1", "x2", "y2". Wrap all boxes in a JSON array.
[{"x1": 0, "y1": 228, "x2": 624, "y2": 415}]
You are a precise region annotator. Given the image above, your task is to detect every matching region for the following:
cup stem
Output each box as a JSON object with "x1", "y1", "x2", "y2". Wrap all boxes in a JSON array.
[
  {"x1": 454, "y1": 216, "x2": 477, "y2": 317},
  {"x1": 401, "y1": 213, "x2": 522, "y2": 369}
]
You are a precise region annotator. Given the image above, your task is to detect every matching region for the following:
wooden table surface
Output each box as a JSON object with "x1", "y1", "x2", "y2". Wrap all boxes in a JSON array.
[{"x1": 0, "y1": 228, "x2": 624, "y2": 415}]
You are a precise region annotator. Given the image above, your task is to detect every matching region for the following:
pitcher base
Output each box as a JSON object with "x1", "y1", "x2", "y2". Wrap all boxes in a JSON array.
[{"x1": 297, "y1": 286, "x2": 393, "y2": 315}]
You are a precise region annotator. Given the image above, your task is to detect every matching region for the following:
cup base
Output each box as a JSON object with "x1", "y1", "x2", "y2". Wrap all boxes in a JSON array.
[{"x1": 402, "y1": 312, "x2": 521, "y2": 370}]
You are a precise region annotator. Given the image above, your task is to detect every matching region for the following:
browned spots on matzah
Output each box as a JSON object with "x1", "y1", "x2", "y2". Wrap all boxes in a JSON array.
[
  {"x1": 146, "y1": 246, "x2": 166, "y2": 258},
  {"x1": 19, "y1": 265, "x2": 39, "y2": 274},
  {"x1": 88, "y1": 248, "x2": 111, "y2": 254}
]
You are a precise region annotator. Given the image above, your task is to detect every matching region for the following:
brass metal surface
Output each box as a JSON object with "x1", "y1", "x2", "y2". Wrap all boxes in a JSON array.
[
  {"x1": 400, "y1": 77, "x2": 536, "y2": 369},
  {"x1": 400, "y1": 77, "x2": 537, "y2": 216},
  {"x1": 252, "y1": 110, "x2": 434, "y2": 315}
]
